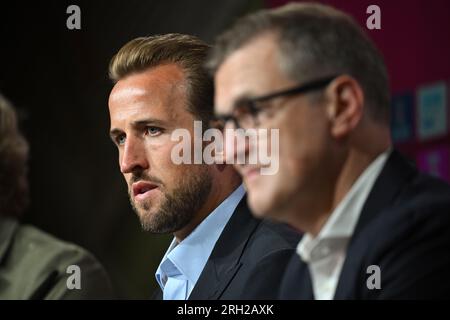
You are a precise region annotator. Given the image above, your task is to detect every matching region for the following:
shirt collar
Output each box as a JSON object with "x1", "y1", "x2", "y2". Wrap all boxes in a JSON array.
[
  {"x1": 298, "y1": 150, "x2": 391, "y2": 262},
  {"x1": 155, "y1": 184, "x2": 246, "y2": 292}
]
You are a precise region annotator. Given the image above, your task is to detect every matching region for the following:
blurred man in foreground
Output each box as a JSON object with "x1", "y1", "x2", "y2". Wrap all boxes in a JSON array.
[{"x1": 209, "y1": 3, "x2": 450, "y2": 299}]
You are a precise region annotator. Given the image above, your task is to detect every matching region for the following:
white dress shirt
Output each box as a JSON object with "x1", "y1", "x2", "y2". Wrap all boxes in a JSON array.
[{"x1": 297, "y1": 151, "x2": 390, "y2": 300}]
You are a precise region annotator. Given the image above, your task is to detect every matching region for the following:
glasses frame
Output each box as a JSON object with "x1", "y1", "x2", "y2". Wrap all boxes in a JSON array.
[{"x1": 213, "y1": 75, "x2": 338, "y2": 129}]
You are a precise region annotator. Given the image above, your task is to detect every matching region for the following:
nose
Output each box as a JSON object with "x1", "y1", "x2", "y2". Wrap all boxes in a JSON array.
[
  {"x1": 120, "y1": 136, "x2": 149, "y2": 174},
  {"x1": 223, "y1": 125, "x2": 251, "y2": 165}
]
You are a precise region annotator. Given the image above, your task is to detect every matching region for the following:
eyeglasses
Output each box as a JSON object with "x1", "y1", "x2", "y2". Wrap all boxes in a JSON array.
[{"x1": 212, "y1": 75, "x2": 338, "y2": 130}]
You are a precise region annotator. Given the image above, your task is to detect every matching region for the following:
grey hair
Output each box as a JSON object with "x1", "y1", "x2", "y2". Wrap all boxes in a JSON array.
[{"x1": 207, "y1": 2, "x2": 390, "y2": 123}]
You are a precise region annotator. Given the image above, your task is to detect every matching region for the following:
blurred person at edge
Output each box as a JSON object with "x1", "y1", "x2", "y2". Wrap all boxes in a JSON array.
[{"x1": 0, "y1": 93, "x2": 113, "y2": 299}]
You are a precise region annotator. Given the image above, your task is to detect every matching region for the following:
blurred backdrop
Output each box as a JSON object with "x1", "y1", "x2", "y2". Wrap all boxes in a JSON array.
[{"x1": 0, "y1": 0, "x2": 449, "y2": 298}]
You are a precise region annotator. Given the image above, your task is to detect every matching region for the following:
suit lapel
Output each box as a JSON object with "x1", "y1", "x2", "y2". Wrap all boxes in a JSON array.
[
  {"x1": 188, "y1": 197, "x2": 260, "y2": 300},
  {"x1": 334, "y1": 150, "x2": 417, "y2": 299},
  {"x1": 297, "y1": 262, "x2": 314, "y2": 300},
  {"x1": 281, "y1": 255, "x2": 314, "y2": 299},
  {"x1": 351, "y1": 151, "x2": 416, "y2": 237}
]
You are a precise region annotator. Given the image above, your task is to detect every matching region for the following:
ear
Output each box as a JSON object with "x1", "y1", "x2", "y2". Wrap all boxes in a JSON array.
[{"x1": 324, "y1": 75, "x2": 364, "y2": 139}]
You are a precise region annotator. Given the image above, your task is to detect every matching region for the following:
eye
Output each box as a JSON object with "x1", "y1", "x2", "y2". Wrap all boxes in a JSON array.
[
  {"x1": 235, "y1": 100, "x2": 253, "y2": 115},
  {"x1": 116, "y1": 134, "x2": 126, "y2": 146},
  {"x1": 145, "y1": 126, "x2": 163, "y2": 137}
]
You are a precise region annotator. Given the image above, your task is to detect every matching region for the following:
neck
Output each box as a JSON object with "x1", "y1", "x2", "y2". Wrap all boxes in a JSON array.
[
  {"x1": 290, "y1": 132, "x2": 391, "y2": 237},
  {"x1": 174, "y1": 168, "x2": 241, "y2": 242}
]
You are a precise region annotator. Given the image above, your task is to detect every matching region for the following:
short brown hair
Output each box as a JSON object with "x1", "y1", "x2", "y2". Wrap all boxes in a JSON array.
[
  {"x1": 0, "y1": 94, "x2": 29, "y2": 218},
  {"x1": 207, "y1": 3, "x2": 390, "y2": 123},
  {"x1": 109, "y1": 33, "x2": 214, "y2": 125}
]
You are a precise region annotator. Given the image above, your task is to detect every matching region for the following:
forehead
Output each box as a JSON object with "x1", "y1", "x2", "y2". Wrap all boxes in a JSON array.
[
  {"x1": 108, "y1": 64, "x2": 189, "y2": 125},
  {"x1": 214, "y1": 32, "x2": 292, "y2": 112}
]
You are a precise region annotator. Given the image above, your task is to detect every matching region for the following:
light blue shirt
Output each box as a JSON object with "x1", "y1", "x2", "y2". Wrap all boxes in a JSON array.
[{"x1": 155, "y1": 184, "x2": 245, "y2": 300}]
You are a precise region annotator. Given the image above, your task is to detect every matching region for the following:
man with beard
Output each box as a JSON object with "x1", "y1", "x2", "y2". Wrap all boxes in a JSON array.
[{"x1": 107, "y1": 34, "x2": 300, "y2": 300}]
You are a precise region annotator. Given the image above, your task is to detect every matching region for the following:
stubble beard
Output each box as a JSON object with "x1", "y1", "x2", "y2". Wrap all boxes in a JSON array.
[{"x1": 129, "y1": 167, "x2": 212, "y2": 234}]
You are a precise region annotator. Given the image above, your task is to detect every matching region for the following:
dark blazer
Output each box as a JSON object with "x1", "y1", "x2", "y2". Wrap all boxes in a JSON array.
[
  {"x1": 153, "y1": 196, "x2": 301, "y2": 300},
  {"x1": 279, "y1": 150, "x2": 450, "y2": 299}
]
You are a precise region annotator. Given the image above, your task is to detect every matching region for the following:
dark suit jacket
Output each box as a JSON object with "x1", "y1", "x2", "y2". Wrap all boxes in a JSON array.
[
  {"x1": 279, "y1": 150, "x2": 450, "y2": 299},
  {"x1": 153, "y1": 196, "x2": 301, "y2": 300}
]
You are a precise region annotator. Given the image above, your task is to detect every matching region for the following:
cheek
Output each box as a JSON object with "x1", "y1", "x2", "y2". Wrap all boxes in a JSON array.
[
  {"x1": 118, "y1": 151, "x2": 123, "y2": 167},
  {"x1": 118, "y1": 150, "x2": 129, "y2": 178},
  {"x1": 278, "y1": 112, "x2": 328, "y2": 179},
  {"x1": 147, "y1": 141, "x2": 177, "y2": 170},
  {"x1": 147, "y1": 140, "x2": 191, "y2": 186}
]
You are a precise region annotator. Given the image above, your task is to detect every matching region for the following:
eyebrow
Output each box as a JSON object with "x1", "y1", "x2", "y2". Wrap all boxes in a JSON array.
[{"x1": 131, "y1": 118, "x2": 167, "y2": 128}]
